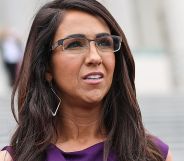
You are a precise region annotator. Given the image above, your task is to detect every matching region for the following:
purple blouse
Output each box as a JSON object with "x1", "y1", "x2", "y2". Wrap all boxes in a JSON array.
[
  {"x1": 46, "y1": 142, "x2": 117, "y2": 161},
  {"x1": 1, "y1": 138, "x2": 168, "y2": 161}
]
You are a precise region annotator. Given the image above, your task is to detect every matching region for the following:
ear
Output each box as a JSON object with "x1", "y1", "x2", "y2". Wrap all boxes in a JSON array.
[
  {"x1": 45, "y1": 72, "x2": 53, "y2": 82},
  {"x1": 45, "y1": 67, "x2": 53, "y2": 82}
]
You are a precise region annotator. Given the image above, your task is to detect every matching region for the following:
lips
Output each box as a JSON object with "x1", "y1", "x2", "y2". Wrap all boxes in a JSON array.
[{"x1": 82, "y1": 72, "x2": 104, "y2": 80}]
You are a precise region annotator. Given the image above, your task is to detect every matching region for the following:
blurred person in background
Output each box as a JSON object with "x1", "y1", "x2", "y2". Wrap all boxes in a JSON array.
[
  {"x1": 0, "y1": 0, "x2": 173, "y2": 161},
  {"x1": 0, "y1": 28, "x2": 22, "y2": 86}
]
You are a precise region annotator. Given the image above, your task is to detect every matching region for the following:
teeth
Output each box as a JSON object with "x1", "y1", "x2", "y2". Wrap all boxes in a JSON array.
[{"x1": 86, "y1": 75, "x2": 102, "y2": 79}]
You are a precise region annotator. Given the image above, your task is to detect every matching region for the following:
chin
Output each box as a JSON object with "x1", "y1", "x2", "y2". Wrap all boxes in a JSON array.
[
  {"x1": 83, "y1": 94, "x2": 104, "y2": 105},
  {"x1": 78, "y1": 89, "x2": 108, "y2": 105}
]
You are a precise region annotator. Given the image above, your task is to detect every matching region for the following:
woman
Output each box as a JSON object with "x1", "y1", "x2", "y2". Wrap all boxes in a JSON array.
[
  {"x1": 0, "y1": 0, "x2": 173, "y2": 161},
  {"x1": 0, "y1": 29, "x2": 22, "y2": 86}
]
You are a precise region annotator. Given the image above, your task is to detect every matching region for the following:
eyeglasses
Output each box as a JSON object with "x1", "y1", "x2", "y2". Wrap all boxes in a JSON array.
[{"x1": 51, "y1": 35, "x2": 122, "y2": 54}]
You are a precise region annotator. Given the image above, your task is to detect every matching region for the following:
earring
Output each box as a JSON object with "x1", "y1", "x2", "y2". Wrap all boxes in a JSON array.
[{"x1": 50, "y1": 82, "x2": 61, "y2": 116}]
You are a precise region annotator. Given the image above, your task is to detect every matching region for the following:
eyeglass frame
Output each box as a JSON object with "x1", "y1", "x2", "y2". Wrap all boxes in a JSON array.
[{"x1": 51, "y1": 34, "x2": 122, "y2": 53}]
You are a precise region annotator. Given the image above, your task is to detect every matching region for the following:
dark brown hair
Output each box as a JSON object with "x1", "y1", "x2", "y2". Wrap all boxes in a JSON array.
[{"x1": 11, "y1": 0, "x2": 164, "y2": 161}]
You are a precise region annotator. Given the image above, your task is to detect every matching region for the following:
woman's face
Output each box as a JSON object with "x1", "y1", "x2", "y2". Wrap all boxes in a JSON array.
[{"x1": 49, "y1": 10, "x2": 115, "y2": 107}]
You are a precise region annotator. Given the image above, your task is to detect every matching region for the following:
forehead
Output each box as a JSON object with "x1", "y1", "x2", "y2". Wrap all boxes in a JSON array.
[{"x1": 53, "y1": 10, "x2": 110, "y2": 42}]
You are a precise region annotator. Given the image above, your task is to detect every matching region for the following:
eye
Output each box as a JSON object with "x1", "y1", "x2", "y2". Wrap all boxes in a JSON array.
[
  {"x1": 97, "y1": 37, "x2": 113, "y2": 48},
  {"x1": 64, "y1": 38, "x2": 86, "y2": 50}
]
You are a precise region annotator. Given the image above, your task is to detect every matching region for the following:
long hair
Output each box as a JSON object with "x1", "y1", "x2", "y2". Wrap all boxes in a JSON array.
[{"x1": 11, "y1": 0, "x2": 164, "y2": 161}]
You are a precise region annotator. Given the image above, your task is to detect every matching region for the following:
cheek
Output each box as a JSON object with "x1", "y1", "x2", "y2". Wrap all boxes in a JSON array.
[
  {"x1": 51, "y1": 55, "x2": 83, "y2": 87},
  {"x1": 105, "y1": 54, "x2": 115, "y2": 77}
]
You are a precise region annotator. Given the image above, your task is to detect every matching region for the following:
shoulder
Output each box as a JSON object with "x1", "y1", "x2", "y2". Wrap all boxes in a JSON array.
[
  {"x1": 153, "y1": 137, "x2": 168, "y2": 153},
  {"x1": 166, "y1": 150, "x2": 173, "y2": 161},
  {"x1": 151, "y1": 136, "x2": 173, "y2": 160},
  {"x1": 0, "y1": 150, "x2": 13, "y2": 161}
]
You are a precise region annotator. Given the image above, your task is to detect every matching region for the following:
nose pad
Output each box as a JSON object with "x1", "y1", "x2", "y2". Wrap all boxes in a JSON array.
[
  {"x1": 85, "y1": 41, "x2": 102, "y2": 66},
  {"x1": 89, "y1": 40, "x2": 98, "y2": 52}
]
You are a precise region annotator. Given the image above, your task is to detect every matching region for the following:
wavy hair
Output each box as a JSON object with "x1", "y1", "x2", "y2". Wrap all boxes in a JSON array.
[{"x1": 11, "y1": 0, "x2": 164, "y2": 161}]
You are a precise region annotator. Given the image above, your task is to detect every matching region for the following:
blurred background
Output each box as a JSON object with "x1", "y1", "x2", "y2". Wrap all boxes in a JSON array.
[{"x1": 0, "y1": 0, "x2": 184, "y2": 160}]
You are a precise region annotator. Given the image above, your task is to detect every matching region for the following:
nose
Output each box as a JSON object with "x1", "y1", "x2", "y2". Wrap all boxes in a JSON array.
[{"x1": 84, "y1": 41, "x2": 102, "y2": 66}]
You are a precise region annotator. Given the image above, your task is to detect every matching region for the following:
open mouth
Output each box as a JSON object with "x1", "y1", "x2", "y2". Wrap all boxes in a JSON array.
[
  {"x1": 83, "y1": 72, "x2": 104, "y2": 80},
  {"x1": 85, "y1": 74, "x2": 103, "y2": 80}
]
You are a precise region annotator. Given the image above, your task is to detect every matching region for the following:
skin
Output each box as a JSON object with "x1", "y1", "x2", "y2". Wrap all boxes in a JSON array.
[
  {"x1": 47, "y1": 10, "x2": 115, "y2": 152},
  {"x1": 0, "y1": 151, "x2": 13, "y2": 161},
  {"x1": 166, "y1": 150, "x2": 173, "y2": 161}
]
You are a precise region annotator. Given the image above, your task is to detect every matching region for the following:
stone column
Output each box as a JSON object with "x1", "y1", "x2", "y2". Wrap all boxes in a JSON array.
[{"x1": 162, "y1": 0, "x2": 184, "y2": 92}]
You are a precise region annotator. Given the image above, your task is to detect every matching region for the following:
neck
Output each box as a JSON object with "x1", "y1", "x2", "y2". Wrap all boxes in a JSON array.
[{"x1": 57, "y1": 102, "x2": 106, "y2": 144}]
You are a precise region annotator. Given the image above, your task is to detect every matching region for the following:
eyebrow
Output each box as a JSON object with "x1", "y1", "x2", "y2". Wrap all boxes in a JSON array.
[
  {"x1": 63, "y1": 33, "x2": 111, "y2": 39},
  {"x1": 96, "y1": 33, "x2": 111, "y2": 38},
  {"x1": 64, "y1": 34, "x2": 85, "y2": 39}
]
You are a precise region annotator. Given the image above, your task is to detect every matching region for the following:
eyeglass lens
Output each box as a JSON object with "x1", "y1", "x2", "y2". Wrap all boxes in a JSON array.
[{"x1": 52, "y1": 35, "x2": 121, "y2": 53}]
